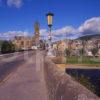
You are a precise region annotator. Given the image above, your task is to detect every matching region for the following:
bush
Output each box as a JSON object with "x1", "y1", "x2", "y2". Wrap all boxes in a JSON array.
[{"x1": 1, "y1": 41, "x2": 15, "y2": 54}]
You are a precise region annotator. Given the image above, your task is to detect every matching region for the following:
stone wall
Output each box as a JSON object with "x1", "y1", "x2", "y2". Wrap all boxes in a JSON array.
[{"x1": 44, "y1": 57, "x2": 100, "y2": 100}]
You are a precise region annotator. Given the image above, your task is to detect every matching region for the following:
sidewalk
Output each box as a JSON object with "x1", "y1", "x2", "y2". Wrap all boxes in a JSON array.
[{"x1": 0, "y1": 51, "x2": 49, "y2": 100}]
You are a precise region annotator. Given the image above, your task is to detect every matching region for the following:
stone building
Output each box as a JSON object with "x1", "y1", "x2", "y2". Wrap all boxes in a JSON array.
[
  {"x1": 13, "y1": 36, "x2": 32, "y2": 50},
  {"x1": 32, "y1": 22, "x2": 40, "y2": 46},
  {"x1": 13, "y1": 22, "x2": 40, "y2": 50}
]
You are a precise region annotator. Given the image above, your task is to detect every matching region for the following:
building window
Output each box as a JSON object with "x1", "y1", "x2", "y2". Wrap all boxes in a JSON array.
[{"x1": 21, "y1": 41, "x2": 24, "y2": 46}]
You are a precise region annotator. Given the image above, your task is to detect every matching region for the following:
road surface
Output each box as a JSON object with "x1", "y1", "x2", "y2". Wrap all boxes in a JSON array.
[
  {"x1": 0, "y1": 50, "x2": 49, "y2": 100},
  {"x1": 0, "y1": 51, "x2": 33, "y2": 82}
]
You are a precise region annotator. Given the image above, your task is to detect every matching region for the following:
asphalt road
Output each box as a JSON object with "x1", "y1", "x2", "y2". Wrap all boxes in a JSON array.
[
  {"x1": 0, "y1": 51, "x2": 34, "y2": 82},
  {"x1": 0, "y1": 50, "x2": 49, "y2": 100}
]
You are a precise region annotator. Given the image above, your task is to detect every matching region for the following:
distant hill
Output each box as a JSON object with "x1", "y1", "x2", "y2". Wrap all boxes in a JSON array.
[{"x1": 76, "y1": 34, "x2": 100, "y2": 40}]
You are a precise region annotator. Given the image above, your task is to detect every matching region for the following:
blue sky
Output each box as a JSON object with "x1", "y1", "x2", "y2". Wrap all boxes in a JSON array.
[{"x1": 0, "y1": 0, "x2": 100, "y2": 40}]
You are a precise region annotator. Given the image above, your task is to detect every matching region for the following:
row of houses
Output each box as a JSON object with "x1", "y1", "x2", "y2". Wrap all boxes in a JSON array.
[{"x1": 52, "y1": 38, "x2": 100, "y2": 57}]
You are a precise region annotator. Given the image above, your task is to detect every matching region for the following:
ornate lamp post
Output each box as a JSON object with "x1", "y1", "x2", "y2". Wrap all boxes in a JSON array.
[
  {"x1": 46, "y1": 12, "x2": 54, "y2": 41},
  {"x1": 46, "y1": 12, "x2": 54, "y2": 56}
]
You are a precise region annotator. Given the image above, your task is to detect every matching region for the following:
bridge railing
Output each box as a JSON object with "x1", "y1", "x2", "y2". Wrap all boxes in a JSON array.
[{"x1": 44, "y1": 57, "x2": 100, "y2": 100}]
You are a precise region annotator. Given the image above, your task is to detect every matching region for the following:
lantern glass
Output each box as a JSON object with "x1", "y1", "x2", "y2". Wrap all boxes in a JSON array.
[{"x1": 47, "y1": 15, "x2": 53, "y2": 26}]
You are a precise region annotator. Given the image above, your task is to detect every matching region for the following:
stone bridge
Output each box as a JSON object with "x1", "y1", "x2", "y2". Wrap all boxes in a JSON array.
[
  {"x1": 0, "y1": 50, "x2": 99, "y2": 100},
  {"x1": 44, "y1": 55, "x2": 100, "y2": 100}
]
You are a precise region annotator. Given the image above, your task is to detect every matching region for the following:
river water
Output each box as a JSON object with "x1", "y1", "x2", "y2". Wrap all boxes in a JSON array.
[{"x1": 66, "y1": 68, "x2": 100, "y2": 97}]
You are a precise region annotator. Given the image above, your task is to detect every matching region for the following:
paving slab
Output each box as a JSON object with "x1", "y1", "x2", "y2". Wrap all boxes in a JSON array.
[{"x1": 0, "y1": 51, "x2": 49, "y2": 100}]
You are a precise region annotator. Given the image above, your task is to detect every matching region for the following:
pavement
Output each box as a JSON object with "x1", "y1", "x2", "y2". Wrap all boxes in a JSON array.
[{"x1": 0, "y1": 50, "x2": 49, "y2": 100}]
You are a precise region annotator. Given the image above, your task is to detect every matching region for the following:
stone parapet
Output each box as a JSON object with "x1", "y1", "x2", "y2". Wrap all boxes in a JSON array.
[{"x1": 44, "y1": 57, "x2": 100, "y2": 100}]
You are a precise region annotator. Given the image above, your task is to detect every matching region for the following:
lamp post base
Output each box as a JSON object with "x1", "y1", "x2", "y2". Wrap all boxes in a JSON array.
[{"x1": 47, "y1": 46, "x2": 55, "y2": 57}]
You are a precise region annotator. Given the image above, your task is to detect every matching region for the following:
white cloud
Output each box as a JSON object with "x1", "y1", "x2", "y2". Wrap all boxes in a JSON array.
[
  {"x1": 40, "y1": 27, "x2": 77, "y2": 41},
  {"x1": 53, "y1": 26, "x2": 77, "y2": 35},
  {"x1": 40, "y1": 17, "x2": 100, "y2": 40},
  {"x1": 40, "y1": 26, "x2": 76, "y2": 36},
  {"x1": 7, "y1": 0, "x2": 23, "y2": 8},
  {"x1": 78, "y1": 17, "x2": 100, "y2": 35},
  {"x1": 0, "y1": 17, "x2": 100, "y2": 40},
  {"x1": 0, "y1": 31, "x2": 29, "y2": 40},
  {"x1": 40, "y1": 29, "x2": 48, "y2": 40},
  {"x1": 40, "y1": 29, "x2": 47, "y2": 36}
]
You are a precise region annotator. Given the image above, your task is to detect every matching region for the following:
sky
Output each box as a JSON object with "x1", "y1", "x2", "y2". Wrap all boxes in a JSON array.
[{"x1": 0, "y1": 0, "x2": 100, "y2": 40}]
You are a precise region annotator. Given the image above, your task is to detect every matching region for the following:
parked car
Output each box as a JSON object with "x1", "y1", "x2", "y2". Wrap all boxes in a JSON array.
[{"x1": 31, "y1": 46, "x2": 37, "y2": 50}]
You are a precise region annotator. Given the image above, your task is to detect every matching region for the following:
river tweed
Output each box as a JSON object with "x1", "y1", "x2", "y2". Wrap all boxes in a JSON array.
[{"x1": 66, "y1": 68, "x2": 100, "y2": 97}]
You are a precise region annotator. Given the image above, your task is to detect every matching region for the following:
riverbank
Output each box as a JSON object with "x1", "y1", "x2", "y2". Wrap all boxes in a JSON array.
[
  {"x1": 57, "y1": 64, "x2": 100, "y2": 71},
  {"x1": 56, "y1": 64, "x2": 100, "y2": 97}
]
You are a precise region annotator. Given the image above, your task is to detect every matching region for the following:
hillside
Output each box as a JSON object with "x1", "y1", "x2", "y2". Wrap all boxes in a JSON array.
[{"x1": 77, "y1": 34, "x2": 100, "y2": 40}]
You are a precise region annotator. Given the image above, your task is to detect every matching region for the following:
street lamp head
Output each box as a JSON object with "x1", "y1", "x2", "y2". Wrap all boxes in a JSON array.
[{"x1": 46, "y1": 12, "x2": 54, "y2": 27}]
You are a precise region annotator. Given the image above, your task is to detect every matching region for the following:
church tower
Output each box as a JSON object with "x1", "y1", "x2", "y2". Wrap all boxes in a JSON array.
[
  {"x1": 32, "y1": 22, "x2": 40, "y2": 46},
  {"x1": 34, "y1": 22, "x2": 40, "y2": 34}
]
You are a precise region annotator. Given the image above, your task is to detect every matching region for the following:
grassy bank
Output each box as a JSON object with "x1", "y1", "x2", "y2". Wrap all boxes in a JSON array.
[{"x1": 66, "y1": 56, "x2": 100, "y2": 64}]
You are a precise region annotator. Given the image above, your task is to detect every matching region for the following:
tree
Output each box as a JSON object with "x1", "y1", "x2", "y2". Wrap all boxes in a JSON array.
[
  {"x1": 79, "y1": 48, "x2": 85, "y2": 56},
  {"x1": 64, "y1": 48, "x2": 71, "y2": 57},
  {"x1": 0, "y1": 40, "x2": 3, "y2": 51},
  {"x1": 1, "y1": 41, "x2": 15, "y2": 54},
  {"x1": 91, "y1": 47, "x2": 98, "y2": 57}
]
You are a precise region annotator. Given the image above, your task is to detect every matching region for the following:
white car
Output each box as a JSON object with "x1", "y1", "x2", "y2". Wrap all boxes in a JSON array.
[{"x1": 31, "y1": 46, "x2": 37, "y2": 50}]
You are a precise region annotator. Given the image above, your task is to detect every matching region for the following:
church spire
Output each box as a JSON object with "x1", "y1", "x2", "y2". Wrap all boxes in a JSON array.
[{"x1": 34, "y1": 21, "x2": 40, "y2": 34}]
